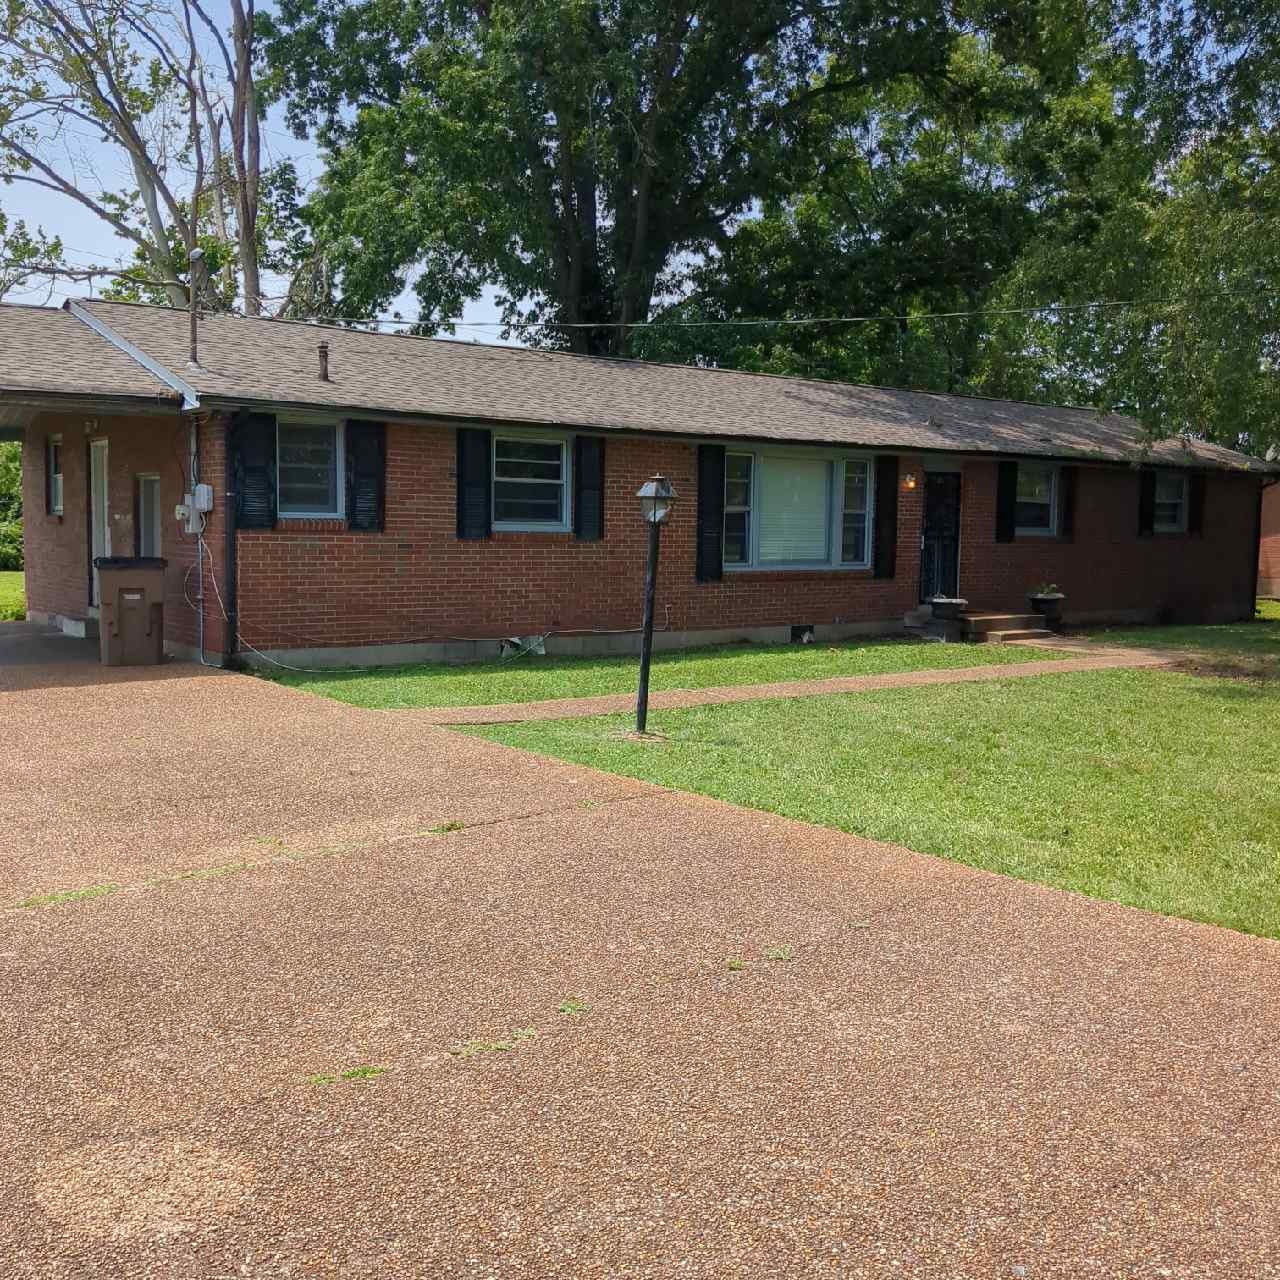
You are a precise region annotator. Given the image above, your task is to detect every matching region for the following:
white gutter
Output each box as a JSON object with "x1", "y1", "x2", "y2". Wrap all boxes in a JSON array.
[{"x1": 67, "y1": 300, "x2": 200, "y2": 410}]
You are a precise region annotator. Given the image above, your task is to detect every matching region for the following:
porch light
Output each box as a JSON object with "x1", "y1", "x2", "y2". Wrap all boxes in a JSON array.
[
  {"x1": 634, "y1": 474, "x2": 678, "y2": 733},
  {"x1": 637, "y1": 474, "x2": 677, "y2": 524},
  {"x1": 903, "y1": 470, "x2": 919, "y2": 490}
]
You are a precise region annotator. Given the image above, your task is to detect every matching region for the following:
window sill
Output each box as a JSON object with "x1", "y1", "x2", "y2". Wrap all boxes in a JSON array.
[
  {"x1": 492, "y1": 523, "x2": 573, "y2": 535},
  {"x1": 274, "y1": 516, "x2": 349, "y2": 532},
  {"x1": 723, "y1": 563, "x2": 873, "y2": 575}
]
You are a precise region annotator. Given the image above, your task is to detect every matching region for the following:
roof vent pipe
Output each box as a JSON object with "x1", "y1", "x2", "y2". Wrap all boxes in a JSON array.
[
  {"x1": 318, "y1": 340, "x2": 330, "y2": 382},
  {"x1": 187, "y1": 247, "x2": 204, "y2": 367}
]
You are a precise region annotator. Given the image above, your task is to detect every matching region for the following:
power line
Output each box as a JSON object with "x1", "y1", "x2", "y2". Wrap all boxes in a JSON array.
[
  {"x1": 264, "y1": 288, "x2": 1280, "y2": 332},
  {"x1": 4, "y1": 264, "x2": 1277, "y2": 332}
]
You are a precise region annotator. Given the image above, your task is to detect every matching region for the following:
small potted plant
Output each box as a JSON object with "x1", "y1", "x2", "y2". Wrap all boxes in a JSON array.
[
  {"x1": 1027, "y1": 582, "x2": 1065, "y2": 628},
  {"x1": 929, "y1": 594, "x2": 968, "y2": 622}
]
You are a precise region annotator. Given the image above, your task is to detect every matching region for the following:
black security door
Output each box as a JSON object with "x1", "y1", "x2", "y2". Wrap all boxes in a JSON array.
[{"x1": 919, "y1": 471, "x2": 961, "y2": 601}]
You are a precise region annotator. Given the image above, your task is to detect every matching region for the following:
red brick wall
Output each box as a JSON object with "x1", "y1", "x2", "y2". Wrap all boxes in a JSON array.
[
  {"x1": 21, "y1": 409, "x2": 229, "y2": 654},
  {"x1": 234, "y1": 425, "x2": 1261, "y2": 652},
  {"x1": 25, "y1": 413, "x2": 1262, "y2": 655},
  {"x1": 1261, "y1": 482, "x2": 1280, "y2": 598},
  {"x1": 957, "y1": 459, "x2": 1261, "y2": 622},
  {"x1": 236, "y1": 430, "x2": 926, "y2": 651}
]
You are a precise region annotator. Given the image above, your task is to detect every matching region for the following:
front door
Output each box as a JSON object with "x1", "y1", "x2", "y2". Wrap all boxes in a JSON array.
[
  {"x1": 89, "y1": 438, "x2": 110, "y2": 608},
  {"x1": 920, "y1": 471, "x2": 961, "y2": 601}
]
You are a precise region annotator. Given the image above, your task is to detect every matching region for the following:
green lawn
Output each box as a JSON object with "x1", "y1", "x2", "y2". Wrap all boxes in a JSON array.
[
  {"x1": 470, "y1": 668, "x2": 1280, "y2": 940},
  {"x1": 0, "y1": 570, "x2": 24, "y2": 621},
  {"x1": 1081, "y1": 599, "x2": 1280, "y2": 667},
  {"x1": 274, "y1": 634, "x2": 1069, "y2": 709}
]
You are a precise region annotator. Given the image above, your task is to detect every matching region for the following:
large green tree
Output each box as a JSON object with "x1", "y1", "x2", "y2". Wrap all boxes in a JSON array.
[
  {"x1": 633, "y1": 28, "x2": 1139, "y2": 379},
  {"x1": 264, "y1": 0, "x2": 1046, "y2": 353}
]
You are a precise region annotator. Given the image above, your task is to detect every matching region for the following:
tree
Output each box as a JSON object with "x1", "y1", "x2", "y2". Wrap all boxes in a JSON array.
[
  {"x1": 0, "y1": 0, "x2": 277, "y2": 310},
  {"x1": 264, "y1": 0, "x2": 1007, "y2": 353},
  {"x1": 978, "y1": 127, "x2": 1280, "y2": 453},
  {"x1": 632, "y1": 28, "x2": 1132, "y2": 389},
  {"x1": 0, "y1": 209, "x2": 62, "y2": 298}
]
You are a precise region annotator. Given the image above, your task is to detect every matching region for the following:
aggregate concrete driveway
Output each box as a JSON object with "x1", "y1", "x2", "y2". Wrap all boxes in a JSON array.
[{"x1": 1, "y1": 651, "x2": 1278, "y2": 1278}]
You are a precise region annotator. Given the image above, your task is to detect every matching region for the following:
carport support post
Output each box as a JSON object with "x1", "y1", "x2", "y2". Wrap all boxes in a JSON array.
[{"x1": 636, "y1": 520, "x2": 661, "y2": 734}]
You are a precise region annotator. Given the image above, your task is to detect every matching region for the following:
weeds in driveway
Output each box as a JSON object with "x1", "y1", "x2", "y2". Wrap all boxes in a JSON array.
[
  {"x1": 725, "y1": 957, "x2": 747, "y2": 972},
  {"x1": 307, "y1": 1065, "x2": 390, "y2": 1086},
  {"x1": 764, "y1": 945, "x2": 796, "y2": 961},
  {"x1": 557, "y1": 998, "x2": 588, "y2": 1015},
  {"x1": 341, "y1": 1066, "x2": 389, "y2": 1082},
  {"x1": 451, "y1": 1028, "x2": 537, "y2": 1057},
  {"x1": 18, "y1": 883, "x2": 119, "y2": 909},
  {"x1": 177, "y1": 862, "x2": 254, "y2": 880},
  {"x1": 429, "y1": 820, "x2": 467, "y2": 834}
]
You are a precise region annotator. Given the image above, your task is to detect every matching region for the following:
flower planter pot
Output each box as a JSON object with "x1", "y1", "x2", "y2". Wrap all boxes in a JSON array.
[
  {"x1": 929, "y1": 596, "x2": 968, "y2": 622},
  {"x1": 1028, "y1": 593, "x2": 1065, "y2": 627}
]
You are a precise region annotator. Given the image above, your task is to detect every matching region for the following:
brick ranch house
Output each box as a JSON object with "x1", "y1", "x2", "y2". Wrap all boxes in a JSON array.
[
  {"x1": 1262, "y1": 483, "x2": 1280, "y2": 599},
  {"x1": 0, "y1": 298, "x2": 1273, "y2": 666}
]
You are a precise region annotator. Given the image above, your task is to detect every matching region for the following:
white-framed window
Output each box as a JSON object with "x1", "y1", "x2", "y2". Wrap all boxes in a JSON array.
[
  {"x1": 278, "y1": 420, "x2": 344, "y2": 518},
  {"x1": 47, "y1": 435, "x2": 63, "y2": 515},
  {"x1": 492, "y1": 434, "x2": 571, "y2": 531},
  {"x1": 723, "y1": 449, "x2": 874, "y2": 571},
  {"x1": 723, "y1": 453, "x2": 753, "y2": 564},
  {"x1": 1154, "y1": 470, "x2": 1189, "y2": 533},
  {"x1": 136, "y1": 473, "x2": 161, "y2": 557},
  {"x1": 1015, "y1": 462, "x2": 1057, "y2": 536},
  {"x1": 841, "y1": 459, "x2": 870, "y2": 564}
]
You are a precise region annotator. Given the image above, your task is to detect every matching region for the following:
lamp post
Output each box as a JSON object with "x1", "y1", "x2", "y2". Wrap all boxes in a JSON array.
[{"x1": 635, "y1": 474, "x2": 677, "y2": 734}]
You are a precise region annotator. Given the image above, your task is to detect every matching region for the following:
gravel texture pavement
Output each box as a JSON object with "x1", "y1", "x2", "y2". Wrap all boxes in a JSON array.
[{"x1": 0, "y1": 644, "x2": 1276, "y2": 1278}]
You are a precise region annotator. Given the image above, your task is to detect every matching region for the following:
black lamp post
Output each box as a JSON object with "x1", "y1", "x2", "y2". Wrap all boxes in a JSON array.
[{"x1": 635, "y1": 474, "x2": 677, "y2": 733}]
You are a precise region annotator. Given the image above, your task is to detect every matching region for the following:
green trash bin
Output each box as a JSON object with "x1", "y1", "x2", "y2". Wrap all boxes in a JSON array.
[{"x1": 94, "y1": 557, "x2": 167, "y2": 666}]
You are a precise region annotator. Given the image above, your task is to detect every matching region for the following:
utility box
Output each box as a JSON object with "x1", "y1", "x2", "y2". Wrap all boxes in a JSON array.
[{"x1": 94, "y1": 557, "x2": 167, "y2": 666}]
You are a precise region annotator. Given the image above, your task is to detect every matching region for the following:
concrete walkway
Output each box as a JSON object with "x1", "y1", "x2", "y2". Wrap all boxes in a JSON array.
[
  {"x1": 413, "y1": 646, "x2": 1172, "y2": 724},
  {"x1": 1, "y1": 660, "x2": 1275, "y2": 1278}
]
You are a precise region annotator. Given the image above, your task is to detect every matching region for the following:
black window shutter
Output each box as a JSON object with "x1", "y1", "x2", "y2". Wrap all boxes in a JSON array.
[
  {"x1": 345, "y1": 420, "x2": 386, "y2": 532},
  {"x1": 995, "y1": 460, "x2": 1018, "y2": 542},
  {"x1": 574, "y1": 435, "x2": 605, "y2": 541},
  {"x1": 695, "y1": 444, "x2": 726, "y2": 582},
  {"x1": 44, "y1": 437, "x2": 53, "y2": 514},
  {"x1": 1058, "y1": 465, "x2": 1077, "y2": 541},
  {"x1": 1138, "y1": 467, "x2": 1156, "y2": 536},
  {"x1": 1187, "y1": 472, "x2": 1206, "y2": 535},
  {"x1": 230, "y1": 411, "x2": 277, "y2": 530},
  {"x1": 873, "y1": 454, "x2": 898, "y2": 578},
  {"x1": 456, "y1": 427, "x2": 492, "y2": 540}
]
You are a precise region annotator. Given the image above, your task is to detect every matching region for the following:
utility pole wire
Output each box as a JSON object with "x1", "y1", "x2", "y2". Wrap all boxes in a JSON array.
[
  {"x1": 250, "y1": 287, "x2": 1280, "y2": 332},
  {"x1": 3, "y1": 269, "x2": 1277, "y2": 331}
]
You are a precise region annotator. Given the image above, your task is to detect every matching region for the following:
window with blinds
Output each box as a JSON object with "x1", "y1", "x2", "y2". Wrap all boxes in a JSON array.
[{"x1": 722, "y1": 450, "x2": 873, "y2": 570}]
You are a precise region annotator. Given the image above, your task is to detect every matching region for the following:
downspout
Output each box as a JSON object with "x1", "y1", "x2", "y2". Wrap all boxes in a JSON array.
[
  {"x1": 223, "y1": 414, "x2": 239, "y2": 664},
  {"x1": 189, "y1": 415, "x2": 207, "y2": 665}
]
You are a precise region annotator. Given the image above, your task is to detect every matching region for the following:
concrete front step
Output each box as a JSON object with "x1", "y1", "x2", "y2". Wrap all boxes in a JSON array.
[
  {"x1": 963, "y1": 612, "x2": 1043, "y2": 633},
  {"x1": 976, "y1": 628, "x2": 1057, "y2": 643}
]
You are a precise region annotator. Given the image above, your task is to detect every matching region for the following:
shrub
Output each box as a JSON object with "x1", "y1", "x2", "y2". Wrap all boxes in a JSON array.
[{"x1": 0, "y1": 518, "x2": 21, "y2": 571}]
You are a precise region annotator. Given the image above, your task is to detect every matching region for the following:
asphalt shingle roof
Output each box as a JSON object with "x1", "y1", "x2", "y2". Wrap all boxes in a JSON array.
[
  {"x1": 0, "y1": 303, "x2": 177, "y2": 404},
  {"x1": 0, "y1": 299, "x2": 1271, "y2": 472}
]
